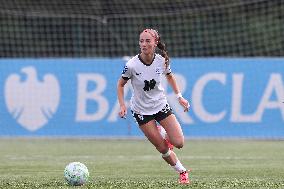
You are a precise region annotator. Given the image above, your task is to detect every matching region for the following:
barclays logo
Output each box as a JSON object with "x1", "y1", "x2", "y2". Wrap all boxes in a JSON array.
[
  {"x1": 0, "y1": 58, "x2": 283, "y2": 138},
  {"x1": 4, "y1": 66, "x2": 60, "y2": 131}
]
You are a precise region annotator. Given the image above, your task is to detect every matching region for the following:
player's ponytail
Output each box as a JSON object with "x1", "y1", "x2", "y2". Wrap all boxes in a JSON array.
[{"x1": 157, "y1": 40, "x2": 169, "y2": 69}]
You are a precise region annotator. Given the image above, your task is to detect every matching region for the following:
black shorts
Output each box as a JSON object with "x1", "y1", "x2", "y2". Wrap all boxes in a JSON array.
[{"x1": 131, "y1": 104, "x2": 173, "y2": 126}]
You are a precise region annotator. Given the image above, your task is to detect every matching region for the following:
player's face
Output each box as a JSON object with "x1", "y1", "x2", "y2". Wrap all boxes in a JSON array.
[{"x1": 139, "y1": 32, "x2": 156, "y2": 55}]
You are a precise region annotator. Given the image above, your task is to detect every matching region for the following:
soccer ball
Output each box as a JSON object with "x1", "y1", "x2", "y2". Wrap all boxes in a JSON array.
[{"x1": 64, "y1": 162, "x2": 89, "y2": 186}]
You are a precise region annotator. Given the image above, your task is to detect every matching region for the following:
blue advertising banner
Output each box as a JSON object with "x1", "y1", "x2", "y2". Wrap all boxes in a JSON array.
[{"x1": 0, "y1": 58, "x2": 283, "y2": 138}]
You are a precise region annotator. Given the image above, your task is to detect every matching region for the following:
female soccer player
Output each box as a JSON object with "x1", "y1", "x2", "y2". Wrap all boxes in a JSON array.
[{"x1": 117, "y1": 28, "x2": 191, "y2": 184}]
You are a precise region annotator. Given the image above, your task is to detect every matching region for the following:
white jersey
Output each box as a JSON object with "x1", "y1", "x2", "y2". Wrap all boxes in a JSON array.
[{"x1": 121, "y1": 53, "x2": 172, "y2": 115}]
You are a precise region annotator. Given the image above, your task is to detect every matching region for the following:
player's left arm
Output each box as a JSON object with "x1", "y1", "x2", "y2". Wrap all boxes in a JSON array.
[{"x1": 165, "y1": 73, "x2": 190, "y2": 112}]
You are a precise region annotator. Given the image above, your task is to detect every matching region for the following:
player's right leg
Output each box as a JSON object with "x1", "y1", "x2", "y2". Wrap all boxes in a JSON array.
[{"x1": 159, "y1": 114, "x2": 184, "y2": 149}]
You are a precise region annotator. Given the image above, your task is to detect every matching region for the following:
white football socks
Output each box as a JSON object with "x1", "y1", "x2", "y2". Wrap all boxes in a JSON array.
[{"x1": 172, "y1": 160, "x2": 187, "y2": 173}]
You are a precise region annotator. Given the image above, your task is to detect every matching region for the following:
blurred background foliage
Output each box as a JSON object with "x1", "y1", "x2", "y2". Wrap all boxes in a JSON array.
[{"x1": 0, "y1": 0, "x2": 283, "y2": 57}]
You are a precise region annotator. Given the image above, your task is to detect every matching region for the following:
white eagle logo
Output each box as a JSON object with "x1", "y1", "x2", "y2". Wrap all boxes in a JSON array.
[{"x1": 4, "y1": 66, "x2": 60, "y2": 131}]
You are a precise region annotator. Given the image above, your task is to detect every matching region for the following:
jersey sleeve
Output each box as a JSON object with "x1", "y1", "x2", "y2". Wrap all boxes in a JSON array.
[
  {"x1": 164, "y1": 64, "x2": 172, "y2": 75},
  {"x1": 121, "y1": 61, "x2": 132, "y2": 80}
]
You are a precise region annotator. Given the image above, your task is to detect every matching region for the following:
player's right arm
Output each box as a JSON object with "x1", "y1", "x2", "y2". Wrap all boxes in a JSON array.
[
  {"x1": 117, "y1": 61, "x2": 133, "y2": 118},
  {"x1": 117, "y1": 77, "x2": 128, "y2": 118}
]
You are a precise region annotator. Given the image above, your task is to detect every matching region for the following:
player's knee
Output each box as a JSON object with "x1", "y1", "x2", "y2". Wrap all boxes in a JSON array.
[
  {"x1": 157, "y1": 147, "x2": 168, "y2": 154},
  {"x1": 173, "y1": 140, "x2": 184, "y2": 149},
  {"x1": 175, "y1": 143, "x2": 184, "y2": 149},
  {"x1": 170, "y1": 136, "x2": 184, "y2": 149},
  {"x1": 157, "y1": 145, "x2": 169, "y2": 154}
]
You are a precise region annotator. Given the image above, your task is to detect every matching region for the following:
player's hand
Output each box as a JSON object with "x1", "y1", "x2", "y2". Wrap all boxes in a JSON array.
[
  {"x1": 119, "y1": 104, "x2": 127, "y2": 118},
  {"x1": 178, "y1": 97, "x2": 190, "y2": 112}
]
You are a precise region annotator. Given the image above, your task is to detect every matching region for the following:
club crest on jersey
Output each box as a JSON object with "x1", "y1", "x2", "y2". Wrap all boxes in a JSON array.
[{"x1": 155, "y1": 67, "x2": 162, "y2": 75}]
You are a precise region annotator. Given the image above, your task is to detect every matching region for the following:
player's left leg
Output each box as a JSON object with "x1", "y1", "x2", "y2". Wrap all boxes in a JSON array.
[
  {"x1": 159, "y1": 114, "x2": 190, "y2": 184},
  {"x1": 159, "y1": 114, "x2": 184, "y2": 149},
  {"x1": 139, "y1": 120, "x2": 179, "y2": 167}
]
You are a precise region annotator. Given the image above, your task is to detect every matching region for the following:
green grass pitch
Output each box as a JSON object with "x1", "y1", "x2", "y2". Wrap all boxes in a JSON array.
[{"x1": 0, "y1": 138, "x2": 283, "y2": 189}]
